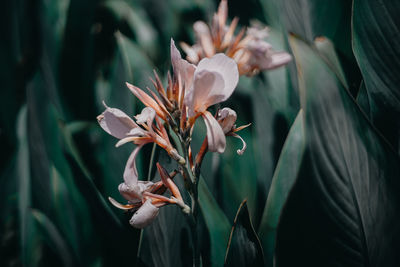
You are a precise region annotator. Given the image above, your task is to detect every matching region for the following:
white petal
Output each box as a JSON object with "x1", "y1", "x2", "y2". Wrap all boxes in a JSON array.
[
  {"x1": 129, "y1": 199, "x2": 159, "y2": 229},
  {"x1": 265, "y1": 51, "x2": 292, "y2": 69},
  {"x1": 135, "y1": 107, "x2": 156, "y2": 125},
  {"x1": 187, "y1": 70, "x2": 225, "y2": 115},
  {"x1": 203, "y1": 111, "x2": 226, "y2": 153},
  {"x1": 217, "y1": 107, "x2": 237, "y2": 133},
  {"x1": 123, "y1": 145, "x2": 143, "y2": 187},
  {"x1": 193, "y1": 21, "x2": 215, "y2": 57},
  {"x1": 194, "y1": 54, "x2": 238, "y2": 105},
  {"x1": 97, "y1": 104, "x2": 137, "y2": 139},
  {"x1": 170, "y1": 39, "x2": 196, "y2": 87}
]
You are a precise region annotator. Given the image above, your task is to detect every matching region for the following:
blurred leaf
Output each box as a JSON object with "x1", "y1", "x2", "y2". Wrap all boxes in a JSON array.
[
  {"x1": 258, "y1": 109, "x2": 305, "y2": 265},
  {"x1": 199, "y1": 178, "x2": 231, "y2": 267},
  {"x1": 274, "y1": 35, "x2": 400, "y2": 266},
  {"x1": 352, "y1": 0, "x2": 400, "y2": 151},
  {"x1": 31, "y1": 209, "x2": 75, "y2": 267},
  {"x1": 101, "y1": 0, "x2": 158, "y2": 58},
  {"x1": 315, "y1": 36, "x2": 348, "y2": 88},
  {"x1": 224, "y1": 200, "x2": 264, "y2": 267},
  {"x1": 16, "y1": 105, "x2": 40, "y2": 266}
]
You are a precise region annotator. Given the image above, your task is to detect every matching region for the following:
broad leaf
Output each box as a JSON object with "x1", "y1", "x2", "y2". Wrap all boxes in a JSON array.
[
  {"x1": 224, "y1": 200, "x2": 264, "y2": 267},
  {"x1": 352, "y1": 0, "x2": 400, "y2": 151},
  {"x1": 274, "y1": 35, "x2": 400, "y2": 266},
  {"x1": 258, "y1": 110, "x2": 305, "y2": 265}
]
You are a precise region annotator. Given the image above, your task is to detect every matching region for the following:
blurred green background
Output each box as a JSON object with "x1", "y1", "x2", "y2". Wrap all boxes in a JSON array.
[{"x1": 3, "y1": 0, "x2": 399, "y2": 266}]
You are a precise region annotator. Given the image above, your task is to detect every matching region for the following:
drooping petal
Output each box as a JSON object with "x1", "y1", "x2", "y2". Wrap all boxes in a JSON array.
[
  {"x1": 97, "y1": 103, "x2": 137, "y2": 139},
  {"x1": 123, "y1": 145, "x2": 143, "y2": 187},
  {"x1": 108, "y1": 197, "x2": 136, "y2": 210},
  {"x1": 129, "y1": 199, "x2": 160, "y2": 229},
  {"x1": 170, "y1": 39, "x2": 196, "y2": 88},
  {"x1": 217, "y1": 107, "x2": 237, "y2": 133},
  {"x1": 193, "y1": 54, "x2": 238, "y2": 106},
  {"x1": 203, "y1": 111, "x2": 226, "y2": 153}
]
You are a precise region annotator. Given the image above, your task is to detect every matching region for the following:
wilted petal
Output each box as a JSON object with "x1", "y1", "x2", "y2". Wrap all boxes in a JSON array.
[
  {"x1": 97, "y1": 103, "x2": 137, "y2": 139},
  {"x1": 170, "y1": 39, "x2": 196, "y2": 87},
  {"x1": 135, "y1": 107, "x2": 156, "y2": 126},
  {"x1": 118, "y1": 181, "x2": 154, "y2": 202},
  {"x1": 194, "y1": 54, "x2": 238, "y2": 106},
  {"x1": 203, "y1": 111, "x2": 226, "y2": 153},
  {"x1": 129, "y1": 199, "x2": 159, "y2": 229},
  {"x1": 123, "y1": 145, "x2": 143, "y2": 187},
  {"x1": 217, "y1": 107, "x2": 237, "y2": 133},
  {"x1": 231, "y1": 132, "x2": 247, "y2": 155}
]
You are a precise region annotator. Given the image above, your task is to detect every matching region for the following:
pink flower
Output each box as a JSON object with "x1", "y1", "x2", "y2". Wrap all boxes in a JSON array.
[
  {"x1": 180, "y1": 0, "x2": 292, "y2": 76},
  {"x1": 108, "y1": 161, "x2": 189, "y2": 229},
  {"x1": 171, "y1": 40, "x2": 239, "y2": 153}
]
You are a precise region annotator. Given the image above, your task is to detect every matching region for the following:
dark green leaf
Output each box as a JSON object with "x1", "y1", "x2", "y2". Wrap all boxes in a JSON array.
[
  {"x1": 31, "y1": 209, "x2": 75, "y2": 267},
  {"x1": 258, "y1": 110, "x2": 305, "y2": 265},
  {"x1": 224, "y1": 200, "x2": 264, "y2": 267},
  {"x1": 275, "y1": 35, "x2": 400, "y2": 266},
  {"x1": 352, "y1": 0, "x2": 400, "y2": 151},
  {"x1": 199, "y1": 178, "x2": 231, "y2": 267}
]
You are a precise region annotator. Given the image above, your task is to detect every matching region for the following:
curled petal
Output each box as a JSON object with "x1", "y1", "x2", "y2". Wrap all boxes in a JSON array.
[
  {"x1": 217, "y1": 107, "x2": 237, "y2": 134},
  {"x1": 129, "y1": 199, "x2": 159, "y2": 229},
  {"x1": 135, "y1": 107, "x2": 156, "y2": 126},
  {"x1": 97, "y1": 102, "x2": 137, "y2": 139},
  {"x1": 123, "y1": 145, "x2": 143, "y2": 187},
  {"x1": 108, "y1": 197, "x2": 136, "y2": 210},
  {"x1": 230, "y1": 132, "x2": 247, "y2": 155},
  {"x1": 203, "y1": 111, "x2": 226, "y2": 153}
]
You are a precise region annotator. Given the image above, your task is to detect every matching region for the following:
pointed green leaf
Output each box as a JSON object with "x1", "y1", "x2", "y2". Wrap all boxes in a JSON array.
[
  {"x1": 258, "y1": 110, "x2": 305, "y2": 265},
  {"x1": 224, "y1": 200, "x2": 264, "y2": 267}
]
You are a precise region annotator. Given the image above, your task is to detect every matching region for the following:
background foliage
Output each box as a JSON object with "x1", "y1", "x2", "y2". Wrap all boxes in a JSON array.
[{"x1": 1, "y1": 0, "x2": 399, "y2": 266}]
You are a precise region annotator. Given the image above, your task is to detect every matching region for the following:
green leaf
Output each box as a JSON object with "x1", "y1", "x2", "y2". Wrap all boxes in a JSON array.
[
  {"x1": 258, "y1": 110, "x2": 305, "y2": 265},
  {"x1": 199, "y1": 178, "x2": 231, "y2": 267},
  {"x1": 274, "y1": 35, "x2": 400, "y2": 266},
  {"x1": 31, "y1": 209, "x2": 75, "y2": 267},
  {"x1": 315, "y1": 36, "x2": 348, "y2": 88},
  {"x1": 352, "y1": 0, "x2": 400, "y2": 151},
  {"x1": 224, "y1": 200, "x2": 264, "y2": 267}
]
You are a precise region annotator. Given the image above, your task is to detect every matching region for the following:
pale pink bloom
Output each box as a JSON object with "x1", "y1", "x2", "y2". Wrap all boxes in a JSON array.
[
  {"x1": 170, "y1": 39, "x2": 239, "y2": 153},
  {"x1": 180, "y1": 0, "x2": 291, "y2": 76},
  {"x1": 97, "y1": 103, "x2": 184, "y2": 163},
  {"x1": 216, "y1": 107, "x2": 251, "y2": 155},
  {"x1": 108, "y1": 161, "x2": 189, "y2": 229}
]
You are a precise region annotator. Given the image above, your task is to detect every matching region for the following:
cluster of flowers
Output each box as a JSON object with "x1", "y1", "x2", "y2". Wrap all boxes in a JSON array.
[
  {"x1": 97, "y1": 0, "x2": 290, "y2": 228},
  {"x1": 181, "y1": 0, "x2": 292, "y2": 76}
]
